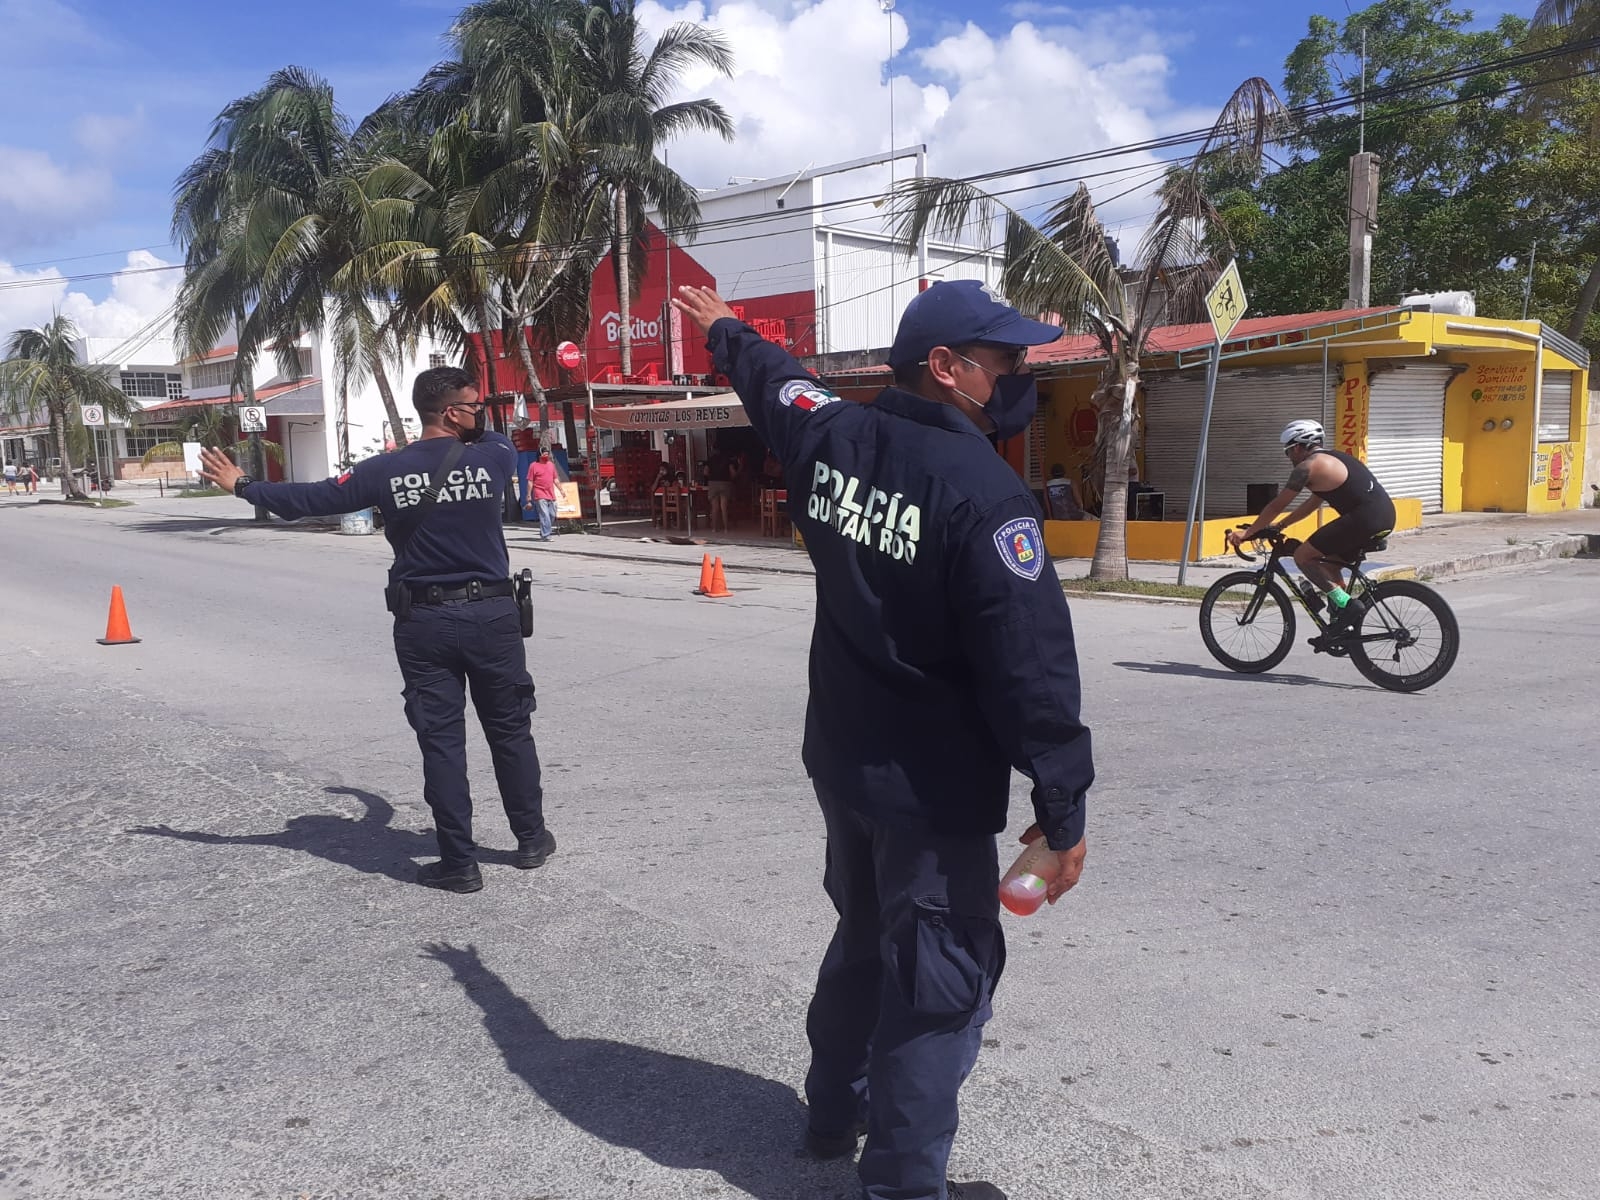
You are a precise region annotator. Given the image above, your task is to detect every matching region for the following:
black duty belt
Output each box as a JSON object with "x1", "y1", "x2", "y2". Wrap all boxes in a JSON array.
[{"x1": 408, "y1": 579, "x2": 515, "y2": 606}]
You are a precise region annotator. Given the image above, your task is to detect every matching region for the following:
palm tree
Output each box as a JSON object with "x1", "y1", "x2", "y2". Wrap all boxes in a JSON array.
[
  {"x1": 172, "y1": 68, "x2": 414, "y2": 458},
  {"x1": 570, "y1": 0, "x2": 735, "y2": 374},
  {"x1": 897, "y1": 80, "x2": 1288, "y2": 581},
  {"x1": 0, "y1": 314, "x2": 132, "y2": 499}
]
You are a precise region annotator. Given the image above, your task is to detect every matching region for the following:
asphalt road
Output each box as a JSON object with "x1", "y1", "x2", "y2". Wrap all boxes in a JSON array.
[{"x1": 1, "y1": 500, "x2": 1596, "y2": 1200}]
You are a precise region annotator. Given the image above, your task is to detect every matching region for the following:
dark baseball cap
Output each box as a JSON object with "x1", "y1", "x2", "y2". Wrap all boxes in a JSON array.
[{"x1": 887, "y1": 279, "x2": 1063, "y2": 371}]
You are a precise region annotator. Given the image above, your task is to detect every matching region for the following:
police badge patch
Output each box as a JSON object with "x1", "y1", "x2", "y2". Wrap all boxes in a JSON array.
[
  {"x1": 994, "y1": 516, "x2": 1045, "y2": 581},
  {"x1": 778, "y1": 378, "x2": 840, "y2": 412}
]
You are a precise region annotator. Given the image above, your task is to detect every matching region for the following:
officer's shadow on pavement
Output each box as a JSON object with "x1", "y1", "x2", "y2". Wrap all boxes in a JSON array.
[
  {"x1": 422, "y1": 941, "x2": 845, "y2": 1200},
  {"x1": 127, "y1": 787, "x2": 522, "y2": 883},
  {"x1": 1116, "y1": 660, "x2": 1371, "y2": 691}
]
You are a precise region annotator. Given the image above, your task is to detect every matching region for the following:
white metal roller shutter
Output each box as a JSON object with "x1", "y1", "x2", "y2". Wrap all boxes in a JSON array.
[
  {"x1": 1144, "y1": 367, "x2": 1328, "y2": 518},
  {"x1": 1538, "y1": 371, "x2": 1574, "y2": 442},
  {"x1": 1366, "y1": 364, "x2": 1450, "y2": 514}
]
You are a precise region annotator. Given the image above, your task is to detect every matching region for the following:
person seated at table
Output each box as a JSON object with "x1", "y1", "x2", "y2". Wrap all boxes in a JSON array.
[
  {"x1": 652, "y1": 463, "x2": 673, "y2": 492},
  {"x1": 1045, "y1": 463, "x2": 1087, "y2": 520}
]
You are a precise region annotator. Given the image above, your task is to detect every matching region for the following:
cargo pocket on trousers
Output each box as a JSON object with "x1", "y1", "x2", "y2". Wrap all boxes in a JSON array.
[{"x1": 904, "y1": 898, "x2": 1006, "y2": 1019}]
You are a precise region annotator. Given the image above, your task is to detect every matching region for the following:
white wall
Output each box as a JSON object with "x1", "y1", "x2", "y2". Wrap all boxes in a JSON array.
[
  {"x1": 681, "y1": 179, "x2": 817, "y2": 300},
  {"x1": 285, "y1": 418, "x2": 329, "y2": 482}
]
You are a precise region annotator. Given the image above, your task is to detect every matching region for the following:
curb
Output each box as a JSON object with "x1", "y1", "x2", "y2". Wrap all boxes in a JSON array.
[
  {"x1": 1405, "y1": 533, "x2": 1597, "y2": 582},
  {"x1": 1063, "y1": 589, "x2": 1204, "y2": 606}
]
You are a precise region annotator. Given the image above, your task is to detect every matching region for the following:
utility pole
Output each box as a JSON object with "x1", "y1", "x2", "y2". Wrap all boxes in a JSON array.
[
  {"x1": 1521, "y1": 240, "x2": 1538, "y2": 320},
  {"x1": 1345, "y1": 151, "x2": 1379, "y2": 309}
]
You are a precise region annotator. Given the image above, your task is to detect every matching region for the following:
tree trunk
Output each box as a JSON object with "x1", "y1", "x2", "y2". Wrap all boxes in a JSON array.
[
  {"x1": 51, "y1": 404, "x2": 80, "y2": 498},
  {"x1": 1567, "y1": 255, "x2": 1600, "y2": 342},
  {"x1": 478, "y1": 299, "x2": 502, "y2": 402},
  {"x1": 510, "y1": 320, "x2": 551, "y2": 448},
  {"x1": 615, "y1": 189, "x2": 633, "y2": 377},
  {"x1": 1088, "y1": 361, "x2": 1138, "y2": 582},
  {"x1": 372, "y1": 356, "x2": 409, "y2": 448}
]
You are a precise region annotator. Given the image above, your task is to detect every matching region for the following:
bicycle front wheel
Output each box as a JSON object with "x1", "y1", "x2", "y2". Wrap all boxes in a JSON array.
[
  {"x1": 1199, "y1": 572, "x2": 1296, "y2": 673},
  {"x1": 1347, "y1": 579, "x2": 1459, "y2": 692}
]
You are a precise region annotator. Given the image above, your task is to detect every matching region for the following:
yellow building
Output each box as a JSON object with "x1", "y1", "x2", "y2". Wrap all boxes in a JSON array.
[{"x1": 1022, "y1": 307, "x2": 1590, "y2": 560}]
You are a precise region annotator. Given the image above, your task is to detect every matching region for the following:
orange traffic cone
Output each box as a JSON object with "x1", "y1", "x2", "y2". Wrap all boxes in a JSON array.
[
  {"x1": 693, "y1": 553, "x2": 714, "y2": 596},
  {"x1": 703, "y1": 557, "x2": 733, "y2": 599},
  {"x1": 97, "y1": 585, "x2": 142, "y2": 646}
]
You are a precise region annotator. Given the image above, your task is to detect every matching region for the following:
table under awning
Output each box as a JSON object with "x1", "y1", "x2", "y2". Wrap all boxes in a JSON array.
[{"x1": 589, "y1": 393, "x2": 749, "y2": 430}]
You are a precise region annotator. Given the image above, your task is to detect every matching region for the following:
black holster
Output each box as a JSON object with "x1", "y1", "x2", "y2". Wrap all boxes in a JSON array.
[
  {"x1": 384, "y1": 583, "x2": 413, "y2": 620},
  {"x1": 514, "y1": 568, "x2": 533, "y2": 638}
]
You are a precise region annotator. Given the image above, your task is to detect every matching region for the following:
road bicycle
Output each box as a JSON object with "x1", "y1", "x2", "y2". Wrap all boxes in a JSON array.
[{"x1": 1198, "y1": 527, "x2": 1459, "y2": 692}]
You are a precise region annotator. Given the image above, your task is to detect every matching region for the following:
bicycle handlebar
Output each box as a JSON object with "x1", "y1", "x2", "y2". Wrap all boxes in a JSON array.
[{"x1": 1231, "y1": 524, "x2": 1288, "y2": 562}]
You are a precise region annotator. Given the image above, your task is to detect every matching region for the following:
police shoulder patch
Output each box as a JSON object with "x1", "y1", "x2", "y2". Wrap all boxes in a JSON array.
[
  {"x1": 994, "y1": 516, "x2": 1045, "y2": 581},
  {"x1": 777, "y1": 378, "x2": 840, "y2": 412}
]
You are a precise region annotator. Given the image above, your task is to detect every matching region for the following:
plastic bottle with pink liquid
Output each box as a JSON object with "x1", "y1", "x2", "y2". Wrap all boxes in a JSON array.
[{"x1": 999, "y1": 836, "x2": 1060, "y2": 916}]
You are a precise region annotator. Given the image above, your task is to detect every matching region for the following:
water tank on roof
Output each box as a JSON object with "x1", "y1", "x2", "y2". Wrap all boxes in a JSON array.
[{"x1": 1401, "y1": 290, "x2": 1475, "y2": 316}]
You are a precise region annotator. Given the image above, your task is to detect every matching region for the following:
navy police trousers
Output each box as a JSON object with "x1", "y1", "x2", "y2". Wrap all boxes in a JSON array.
[
  {"x1": 805, "y1": 785, "x2": 1006, "y2": 1200},
  {"x1": 392, "y1": 595, "x2": 546, "y2": 866}
]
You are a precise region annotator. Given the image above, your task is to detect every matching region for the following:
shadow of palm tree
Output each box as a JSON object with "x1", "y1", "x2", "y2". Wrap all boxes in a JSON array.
[
  {"x1": 1115, "y1": 660, "x2": 1371, "y2": 691},
  {"x1": 127, "y1": 787, "x2": 518, "y2": 881},
  {"x1": 422, "y1": 941, "x2": 849, "y2": 1200}
]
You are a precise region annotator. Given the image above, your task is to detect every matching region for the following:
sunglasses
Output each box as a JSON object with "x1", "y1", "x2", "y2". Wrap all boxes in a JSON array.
[{"x1": 966, "y1": 343, "x2": 1031, "y2": 373}]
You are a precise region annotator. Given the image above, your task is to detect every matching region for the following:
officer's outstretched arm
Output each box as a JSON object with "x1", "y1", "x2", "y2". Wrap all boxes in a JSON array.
[
  {"x1": 949, "y1": 499, "x2": 1093, "y2": 853},
  {"x1": 673, "y1": 285, "x2": 845, "y2": 466},
  {"x1": 239, "y1": 460, "x2": 387, "y2": 521}
]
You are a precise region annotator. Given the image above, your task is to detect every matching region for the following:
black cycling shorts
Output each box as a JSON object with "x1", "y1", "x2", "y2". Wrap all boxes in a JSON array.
[{"x1": 1306, "y1": 503, "x2": 1395, "y2": 564}]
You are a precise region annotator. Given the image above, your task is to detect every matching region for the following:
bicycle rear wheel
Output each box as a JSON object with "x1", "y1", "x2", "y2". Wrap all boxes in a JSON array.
[
  {"x1": 1347, "y1": 579, "x2": 1459, "y2": 692},
  {"x1": 1199, "y1": 572, "x2": 1296, "y2": 673}
]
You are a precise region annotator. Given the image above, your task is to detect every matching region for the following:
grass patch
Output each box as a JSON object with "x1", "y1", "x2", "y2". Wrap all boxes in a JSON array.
[
  {"x1": 65, "y1": 497, "x2": 133, "y2": 509},
  {"x1": 178, "y1": 486, "x2": 228, "y2": 498},
  {"x1": 1062, "y1": 576, "x2": 1215, "y2": 600}
]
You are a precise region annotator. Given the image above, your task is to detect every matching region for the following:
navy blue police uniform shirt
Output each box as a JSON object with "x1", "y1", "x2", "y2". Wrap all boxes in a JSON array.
[
  {"x1": 239, "y1": 432, "x2": 516, "y2": 588},
  {"x1": 709, "y1": 319, "x2": 1093, "y2": 851}
]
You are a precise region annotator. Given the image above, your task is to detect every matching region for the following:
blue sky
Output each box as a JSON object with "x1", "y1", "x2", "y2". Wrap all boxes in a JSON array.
[{"x1": 0, "y1": 0, "x2": 1539, "y2": 334}]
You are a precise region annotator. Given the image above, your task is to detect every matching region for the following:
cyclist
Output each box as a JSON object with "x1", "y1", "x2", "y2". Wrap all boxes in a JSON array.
[{"x1": 1226, "y1": 420, "x2": 1396, "y2": 630}]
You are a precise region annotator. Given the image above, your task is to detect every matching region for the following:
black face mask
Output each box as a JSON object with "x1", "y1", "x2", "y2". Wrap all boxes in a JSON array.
[
  {"x1": 983, "y1": 373, "x2": 1040, "y2": 441},
  {"x1": 455, "y1": 405, "x2": 487, "y2": 443},
  {"x1": 957, "y1": 359, "x2": 1039, "y2": 442}
]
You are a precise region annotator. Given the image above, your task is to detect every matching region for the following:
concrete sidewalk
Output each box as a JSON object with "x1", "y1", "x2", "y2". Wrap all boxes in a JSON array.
[{"x1": 505, "y1": 507, "x2": 1600, "y2": 588}]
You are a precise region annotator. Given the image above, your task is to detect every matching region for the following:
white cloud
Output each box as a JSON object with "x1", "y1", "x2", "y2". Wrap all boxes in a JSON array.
[
  {"x1": 0, "y1": 251, "x2": 179, "y2": 344},
  {"x1": 636, "y1": 0, "x2": 1183, "y2": 240},
  {"x1": 74, "y1": 108, "x2": 149, "y2": 160},
  {"x1": 0, "y1": 145, "x2": 114, "y2": 247}
]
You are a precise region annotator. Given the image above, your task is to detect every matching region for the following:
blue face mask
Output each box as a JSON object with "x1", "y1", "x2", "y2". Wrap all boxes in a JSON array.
[{"x1": 956, "y1": 355, "x2": 1039, "y2": 441}]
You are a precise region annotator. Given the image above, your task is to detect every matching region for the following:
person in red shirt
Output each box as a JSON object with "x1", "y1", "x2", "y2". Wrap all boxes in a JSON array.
[{"x1": 525, "y1": 448, "x2": 559, "y2": 540}]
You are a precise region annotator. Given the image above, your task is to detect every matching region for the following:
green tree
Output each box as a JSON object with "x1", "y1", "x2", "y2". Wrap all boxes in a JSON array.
[
  {"x1": 172, "y1": 67, "x2": 414, "y2": 460},
  {"x1": 0, "y1": 314, "x2": 132, "y2": 499},
  {"x1": 571, "y1": 0, "x2": 734, "y2": 374},
  {"x1": 1214, "y1": 1, "x2": 1576, "y2": 327},
  {"x1": 1532, "y1": 1, "x2": 1600, "y2": 339},
  {"x1": 899, "y1": 80, "x2": 1288, "y2": 581}
]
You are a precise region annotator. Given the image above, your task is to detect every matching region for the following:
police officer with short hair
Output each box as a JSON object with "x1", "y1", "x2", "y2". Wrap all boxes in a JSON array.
[
  {"x1": 198, "y1": 366, "x2": 555, "y2": 894},
  {"x1": 673, "y1": 282, "x2": 1093, "y2": 1200}
]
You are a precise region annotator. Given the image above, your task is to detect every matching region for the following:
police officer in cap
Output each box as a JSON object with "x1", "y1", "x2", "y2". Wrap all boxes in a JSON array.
[
  {"x1": 673, "y1": 282, "x2": 1093, "y2": 1200},
  {"x1": 198, "y1": 366, "x2": 556, "y2": 894}
]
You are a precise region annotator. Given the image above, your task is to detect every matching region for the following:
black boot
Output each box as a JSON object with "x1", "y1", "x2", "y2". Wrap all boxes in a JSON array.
[
  {"x1": 513, "y1": 829, "x2": 557, "y2": 869},
  {"x1": 803, "y1": 1120, "x2": 866, "y2": 1160},
  {"x1": 416, "y1": 861, "x2": 483, "y2": 893},
  {"x1": 948, "y1": 1182, "x2": 1008, "y2": 1200}
]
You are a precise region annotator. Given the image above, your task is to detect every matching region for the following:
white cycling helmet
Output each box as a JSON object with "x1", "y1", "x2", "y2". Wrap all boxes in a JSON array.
[{"x1": 1280, "y1": 419, "x2": 1324, "y2": 449}]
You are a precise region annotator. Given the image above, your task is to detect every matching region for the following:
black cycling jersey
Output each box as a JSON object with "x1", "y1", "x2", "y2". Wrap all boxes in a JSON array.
[{"x1": 1307, "y1": 448, "x2": 1389, "y2": 516}]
